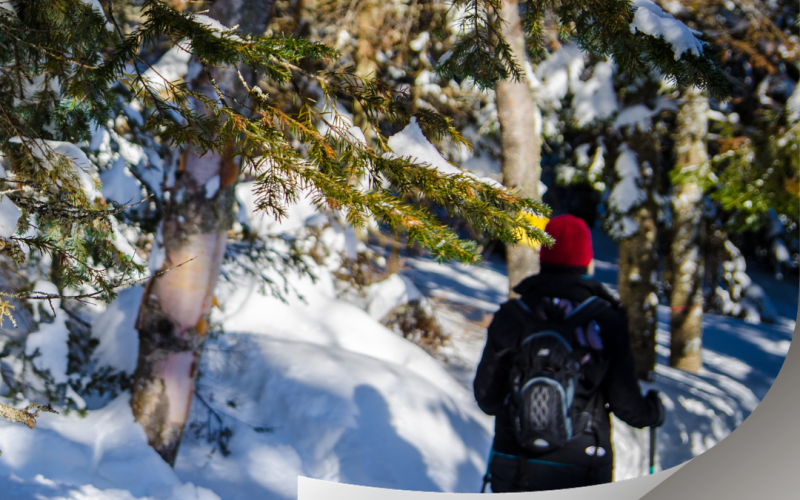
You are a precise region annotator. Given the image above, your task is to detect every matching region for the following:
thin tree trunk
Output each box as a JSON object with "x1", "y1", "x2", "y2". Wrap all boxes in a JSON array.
[
  {"x1": 704, "y1": 227, "x2": 725, "y2": 308},
  {"x1": 496, "y1": 0, "x2": 541, "y2": 296},
  {"x1": 617, "y1": 131, "x2": 660, "y2": 381},
  {"x1": 131, "y1": 0, "x2": 275, "y2": 466},
  {"x1": 351, "y1": 0, "x2": 380, "y2": 244},
  {"x1": 353, "y1": 0, "x2": 380, "y2": 137},
  {"x1": 618, "y1": 207, "x2": 659, "y2": 381},
  {"x1": 668, "y1": 86, "x2": 708, "y2": 373}
]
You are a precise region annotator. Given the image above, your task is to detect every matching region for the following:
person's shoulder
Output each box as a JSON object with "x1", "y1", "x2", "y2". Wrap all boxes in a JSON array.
[{"x1": 576, "y1": 276, "x2": 623, "y2": 309}]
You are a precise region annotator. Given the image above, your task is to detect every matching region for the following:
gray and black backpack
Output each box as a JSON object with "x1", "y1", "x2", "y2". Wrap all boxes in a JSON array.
[{"x1": 505, "y1": 295, "x2": 611, "y2": 453}]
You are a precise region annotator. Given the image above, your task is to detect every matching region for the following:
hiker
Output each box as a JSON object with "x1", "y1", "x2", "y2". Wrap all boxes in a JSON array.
[{"x1": 474, "y1": 214, "x2": 665, "y2": 493}]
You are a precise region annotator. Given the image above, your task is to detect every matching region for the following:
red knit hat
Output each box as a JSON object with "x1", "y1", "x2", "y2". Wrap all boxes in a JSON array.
[{"x1": 540, "y1": 214, "x2": 593, "y2": 268}]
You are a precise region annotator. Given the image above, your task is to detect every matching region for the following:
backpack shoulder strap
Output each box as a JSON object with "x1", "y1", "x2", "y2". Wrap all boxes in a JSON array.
[
  {"x1": 493, "y1": 299, "x2": 537, "y2": 359},
  {"x1": 563, "y1": 296, "x2": 611, "y2": 330}
]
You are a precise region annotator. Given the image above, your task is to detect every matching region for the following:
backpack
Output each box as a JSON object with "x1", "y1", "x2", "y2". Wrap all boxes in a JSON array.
[{"x1": 504, "y1": 295, "x2": 611, "y2": 453}]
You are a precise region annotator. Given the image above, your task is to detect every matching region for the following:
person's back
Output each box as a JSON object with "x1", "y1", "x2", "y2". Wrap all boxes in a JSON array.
[{"x1": 474, "y1": 214, "x2": 664, "y2": 492}]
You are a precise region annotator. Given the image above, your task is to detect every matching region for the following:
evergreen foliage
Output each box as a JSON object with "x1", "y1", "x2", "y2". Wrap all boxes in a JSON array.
[
  {"x1": 0, "y1": 0, "x2": 552, "y2": 313},
  {"x1": 436, "y1": 0, "x2": 730, "y2": 99}
]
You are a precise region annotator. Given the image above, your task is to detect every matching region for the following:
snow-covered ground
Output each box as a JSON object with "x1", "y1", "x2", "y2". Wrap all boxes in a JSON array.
[{"x1": 0, "y1": 197, "x2": 795, "y2": 499}]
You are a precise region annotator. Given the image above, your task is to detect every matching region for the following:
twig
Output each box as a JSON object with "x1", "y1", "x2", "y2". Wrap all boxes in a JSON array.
[
  {"x1": 0, "y1": 255, "x2": 199, "y2": 303},
  {"x1": 0, "y1": 402, "x2": 58, "y2": 429}
]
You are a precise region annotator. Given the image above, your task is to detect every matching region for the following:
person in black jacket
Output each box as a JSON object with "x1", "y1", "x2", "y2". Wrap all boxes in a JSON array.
[{"x1": 474, "y1": 214, "x2": 664, "y2": 493}]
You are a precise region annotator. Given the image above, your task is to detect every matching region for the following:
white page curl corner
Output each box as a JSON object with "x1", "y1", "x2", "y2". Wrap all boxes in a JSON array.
[{"x1": 298, "y1": 465, "x2": 684, "y2": 500}]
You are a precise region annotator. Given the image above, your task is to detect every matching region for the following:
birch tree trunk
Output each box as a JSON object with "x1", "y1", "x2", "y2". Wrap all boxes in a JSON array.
[
  {"x1": 131, "y1": 0, "x2": 275, "y2": 466},
  {"x1": 496, "y1": 0, "x2": 541, "y2": 296},
  {"x1": 668, "y1": 86, "x2": 708, "y2": 373},
  {"x1": 617, "y1": 132, "x2": 660, "y2": 381}
]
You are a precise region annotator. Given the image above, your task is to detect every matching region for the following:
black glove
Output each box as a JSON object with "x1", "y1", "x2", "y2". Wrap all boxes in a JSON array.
[{"x1": 645, "y1": 390, "x2": 666, "y2": 428}]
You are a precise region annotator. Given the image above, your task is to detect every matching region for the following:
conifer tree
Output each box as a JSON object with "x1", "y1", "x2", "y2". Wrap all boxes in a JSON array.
[{"x1": 0, "y1": 0, "x2": 555, "y2": 461}]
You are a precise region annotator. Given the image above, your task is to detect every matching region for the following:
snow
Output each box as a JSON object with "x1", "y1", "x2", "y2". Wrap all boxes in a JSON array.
[
  {"x1": 530, "y1": 44, "x2": 618, "y2": 128},
  {"x1": 458, "y1": 146, "x2": 547, "y2": 196},
  {"x1": 630, "y1": 0, "x2": 705, "y2": 60},
  {"x1": 589, "y1": 146, "x2": 606, "y2": 181},
  {"x1": 557, "y1": 165, "x2": 578, "y2": 184},
  {"x1": 24, "y1": 281, "x2": 70, "y2": 384},
  {"x1": 204, "y1": 176, "x2": 220, "y2": 199},
  {"x1": 572, "y1": 61, "x2": 618, "y2": 126},
  {"x1": 386, "y1": 120, "x2": 459, "y2": 177},
  {"x1": 89, "y1": 122, "x2": 112, "y2": 153},
  {"x1": 190, "y1": 15, "x2": 243, "y2": 42},
  {"x1": 143, "y1": 43, "x2": 192, "y2": 91},
  {"x1": 0, "y1": 394, "x2": 220, "y2": 500},
  {"x1": 176, "y1": 332, "x2": 490, "y2": 497},
  {"x1": 365, "y1": 274, "x2": 424, "y2": 321},
  {"x1": 609, "y1": 144, "x2": 645, "y2": 213},
  {"x1": 90, "y1": 286, "x2": 144, "y2": 375},
  {"x1": 10, "y1": 138, "x2": 103, "y2": 201},
  {"x1": 705, "y1": 109, "x2": 728, "y2": 122},
  {"x1": 773, "y1": 239, "x2": 790, "y2": 263},
  {"x1": 532, "y1": 44, "x2": 585, "y2": 106},
  {"x1": 212, "y1": 269, "x2": 478, "y2": 410},
  {"x1": 235, "y1": 182, "x2": 322, "y2": 236},
  {"x1": 80, "y1": 0, "x2": 113, "y2": 30},
  {"x1": 123, "y1": 102, "x2": 145, "y2": 128},
  {"x1": 409, "y1": 32, "x2": 429, "y2": 52},
  {"x1": 660, "y1": 0, "x2": 685, "y2": 14},
  {"x1": 575, "y1": 143, "x2": 591, "y2": 167},
  {"x1": 164, "y1": 244, "x2": 492, "y2": 498},
  {"x1": 414, "y1": 71, "x2": 442, "y2": 96},
  {"x1": 317, "y1": 104, "x2": 357, "y2": 138},
  {"x1": 788, "y1": 82, "x2": 800, "y2": 123},
  {"x1": 386, "y1": 118, "x2": 501, "y2": 188},
  {"x1": 100, "y1": 157, "x2": 144, "y2": 206},
  {"x1": 334, "y1": 30, "x2": 351, "y2": 49},
  {"x1": 0, "y1": 189, "x2": 793, "y2": 499},
  {"x1": 111, "y1": 132, "x2": 147, "y2": 169},
  {"x1": 0, "y1": 165, "x2": 22, "y2": 237},
  {"x1": 614, "y1": 98, "x2": 677, "y2": 132}
]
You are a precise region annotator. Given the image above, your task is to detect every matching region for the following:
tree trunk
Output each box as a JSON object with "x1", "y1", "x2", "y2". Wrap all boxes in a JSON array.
[
  {"x1": 353, "y1": 0, "x2": 380, "y2": 137},
  {"x1": 617, "y1": 132, "x2": 660, "y2": 381},
  {"x1": 131, "y1": 0, "x2": 274, "y2": 466},
  {"x1": 496, "y1": 0, "x2": 541, "y2": 296},
  {"x1": 668, "y1": 87, "x2": 708, "y2": 373},
  {"x1": 618, "y1": 207, "x2": 659, "y2": 381},
  {"x1": 703, "y1": 226, "x2": 725, "y2": 308}
]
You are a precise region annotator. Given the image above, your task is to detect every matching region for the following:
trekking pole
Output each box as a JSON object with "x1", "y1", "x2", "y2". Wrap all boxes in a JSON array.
[
  {"x1": 649, "y1": 426, "x2": 656, "y2": 475},
  {"x1": 481, "y1": 446, "x2": 495, "y2": 492}
]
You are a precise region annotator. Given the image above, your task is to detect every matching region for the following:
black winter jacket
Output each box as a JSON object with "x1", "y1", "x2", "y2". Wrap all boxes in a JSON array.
[{"x1": 473, "y1": 267, "x2": 662, "y2": 469}]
